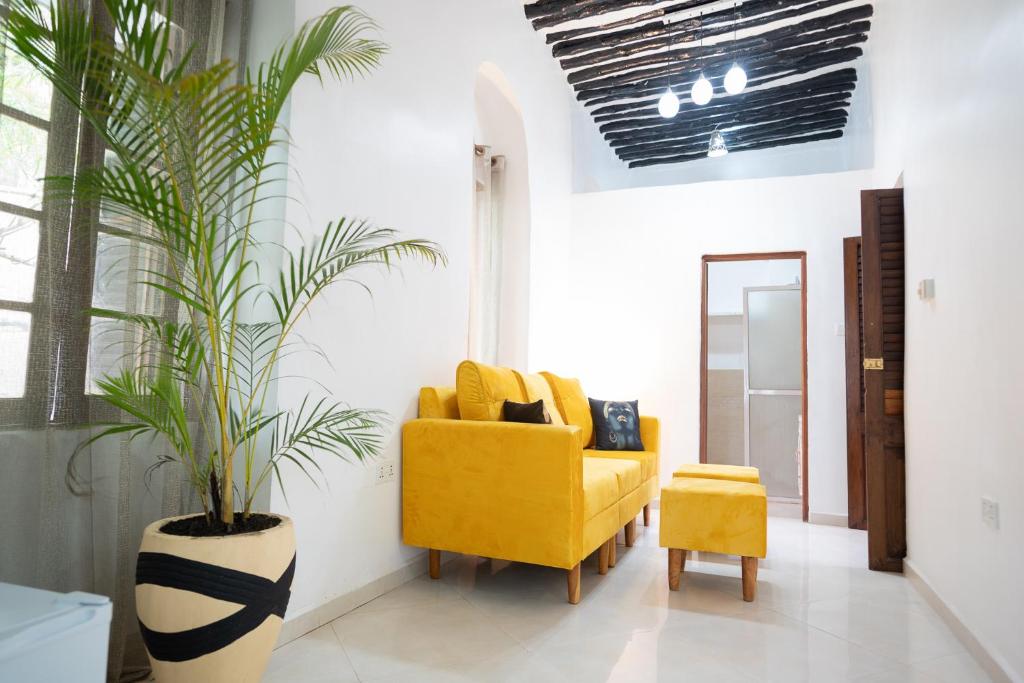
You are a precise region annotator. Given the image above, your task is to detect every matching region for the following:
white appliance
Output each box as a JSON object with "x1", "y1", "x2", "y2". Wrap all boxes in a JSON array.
[{"x1": 0, "y1": 582, "x2": 112, "y2": 683}]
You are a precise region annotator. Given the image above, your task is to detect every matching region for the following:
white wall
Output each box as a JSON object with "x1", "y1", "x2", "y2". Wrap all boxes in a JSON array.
[
  {"x1": 274, "y1": 0, "x2": 574, "y2": 622},
  {"x1": 867, "y1": 0, "x2": 1024, "y2": 678},
  {"x1": 542, "y1": 170, "x2": 871, "y2": 517}
]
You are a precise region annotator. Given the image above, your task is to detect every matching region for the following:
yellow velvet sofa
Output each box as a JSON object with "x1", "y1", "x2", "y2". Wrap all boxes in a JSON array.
[{"x1": 402, "y1": 361, "x2": 660, "y2": 603}]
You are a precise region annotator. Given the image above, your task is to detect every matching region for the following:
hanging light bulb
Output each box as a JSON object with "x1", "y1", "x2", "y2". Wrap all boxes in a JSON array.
[
  {"x1": 708, "y1": 129, "x2": 728, "y2": 158},
  {"x1": 724, "y1": 63, "x2": 747, "y2": 95},
  {"x1": 691, "y1": 73, "x2": 713, "y2": 106},
  {"x1": 691, "y1": 12, "x2": 713, "y2": 106},
  {"x1": 658, "y1": 88, "x2": 680, "y2": 118},
  {"x1": 724, "y1": 4, "x2": 746, "y2": 95}
]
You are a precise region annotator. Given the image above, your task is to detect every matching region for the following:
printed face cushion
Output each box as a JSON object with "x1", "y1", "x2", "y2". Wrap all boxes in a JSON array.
[
  {"x1": 588, "y1": 398, "x2": 644, "y2": 451},
  {"x1": 503, "y1": 399, "x2": 552, "y2": 425}
]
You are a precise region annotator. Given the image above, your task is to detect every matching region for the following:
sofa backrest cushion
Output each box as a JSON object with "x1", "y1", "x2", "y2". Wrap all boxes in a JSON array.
[
  {"x1": 516, "y1": 372, "x2": 567, "y2": 426},
  {"x1": 540, "y1": 372, "x2": 594, "y2": 447},
  {"x1": 456, "y1": 360, "x2": 527, "y2": 421},
  {"x1": 419, "y1": 386, "x2": 460, "y2": 419}
]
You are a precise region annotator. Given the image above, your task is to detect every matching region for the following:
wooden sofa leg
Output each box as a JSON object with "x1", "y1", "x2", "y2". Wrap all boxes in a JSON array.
[
  {"x1": 598, "y1": 539, "x2": 610, "y2": 575},
  {"x1": 643, "y1": 504, "x2": 651, "y2": 527},
  {"x1": 567, "y1": 563, "x2": 581, "y2": 604},
  {"x1": 668, "y1": 549, "x2": 684, "y2": 591},
  {"x1": 625, "y1": 519, "x2": 636, "y2": 547},
  {"x1": 428, "y1": 549, "x2": 440, "y2": 580},
  {"x1": 608, "y1": 538, "x2": 617, "y2": 568},
  {"x1": 742, "y1": 556, "x2": 758, "y2": 602}
]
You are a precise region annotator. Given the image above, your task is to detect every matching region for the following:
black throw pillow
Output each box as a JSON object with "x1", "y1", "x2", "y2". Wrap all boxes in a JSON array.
[
  {"x1": 503, "y1": 399, "x2": 552, "y2": 425},
  {"x1": 589, "y1": 398, "x2": 644, "y2": 451}
]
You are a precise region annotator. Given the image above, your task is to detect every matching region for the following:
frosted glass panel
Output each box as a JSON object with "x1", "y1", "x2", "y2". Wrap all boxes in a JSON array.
[
  {"x1": 747, "y1": 288, "x2": 802, "y2": 391},
  {"x1": 749, "y1": 394, "x2": 802, "y2": 499}
]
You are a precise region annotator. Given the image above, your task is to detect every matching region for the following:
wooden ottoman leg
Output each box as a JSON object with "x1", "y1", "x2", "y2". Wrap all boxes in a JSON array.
[
  {"x1": 741, "y1": 557, "x2": 758, "y2": 602},
  {"x1": 625, "y1": 519, "x2": 637, "y2": 547},
  {"x1": 643, "y1": 504, "x2": 651, "y2": 527},
  {"x1": 668, "y1": 549, "x2": 684, "y2": 591},
  {"x1": 599, "y1": 538, "x2": 610, "y2": 575},
  {"x1": 428, "y1": 549, "x2": 441, "y2": 579},
  {"x1": 608, "y1": 538, "x2": 617, "y2": 568},
  {"x1": 567, "y1": 563, "x2": 581, "y2": 604}
]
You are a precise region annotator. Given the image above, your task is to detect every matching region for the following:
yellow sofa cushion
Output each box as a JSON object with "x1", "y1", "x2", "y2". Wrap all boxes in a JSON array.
[
  {"x1": 584, "y1": 457, "x2": 641, "y2": 497},
  {"x1": 456, "y1": 360, "x2": 527, "y2": 421},
  {"x1": 582, "y1": 459, "x2": 620, "y2": 522},
  {"x1": 419, "y1": 387, "x2": 459, "y2": 419},
  {"x1": 516, "y1": 372, "x2": 566, "y2": 426},
  {"x1": 673, "y1": 463, "x2": 760, "y2": 485},
  {"x1": 585, "y1": 449, "x2": 658, "y2": 482},
  {"x1": 541, "y1": 372, "x2": 593, "y2": 446},
  {"x1": 659, "y1": 478, "x2": 767, "y2": 558}
]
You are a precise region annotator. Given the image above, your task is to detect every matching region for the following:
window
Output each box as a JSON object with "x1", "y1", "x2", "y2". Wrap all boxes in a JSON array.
[
  {"x1": 0, "y1": 6, "x2": 170, "y2": 426},
  {"x1": 0, "y1": 12, "x2": 51, "y2": 405}
]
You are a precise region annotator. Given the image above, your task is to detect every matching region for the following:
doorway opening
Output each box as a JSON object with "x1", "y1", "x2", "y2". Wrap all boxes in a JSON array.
[{"x1": 700, "y1": 253, "x2": 809, "y2": 521}]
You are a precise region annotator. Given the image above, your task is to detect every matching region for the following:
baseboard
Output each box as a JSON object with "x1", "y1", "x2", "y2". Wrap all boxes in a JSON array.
[
  {"x1": 808, "y1": 512, "x2": 849, "y2": 527},
  {"x1": 904, "y1": 559, "x2": 1018, "y2": 683},
  {"x1": 275, "y1": 551, "x2": 432, "y2": 648}
]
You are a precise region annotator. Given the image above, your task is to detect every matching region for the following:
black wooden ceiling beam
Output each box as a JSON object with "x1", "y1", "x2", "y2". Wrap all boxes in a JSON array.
[
  {"x1": 555, "y1": 0, "x2": 851, "y2": 64},
  {"x1": 614, "y1": 107, "x2": 850, "y2": 158},
  {"x1": 601, "y1": 71, "x2": 855, "y2": 134},
  {"x1": 525, "y1": 0, "x2": 720, "y2": 31},
  {"x1": 628, "y1": 128, "x2": 845, "y2": 167},
  {"x1": 574, "y1": 27, "x2": 867, "y2": 101},
  {"x1": 577, "y1": 30, "x2": 865, "y2": 106},
  {"x1": 566, "y1": 5, "x2": 872, "y2": 85},
  {"x1": 588, "y1": 49, "x2": 860, "y2": 119},
  {"x1": 606, "y1": 92, "x2": 852, "y2": 148}
]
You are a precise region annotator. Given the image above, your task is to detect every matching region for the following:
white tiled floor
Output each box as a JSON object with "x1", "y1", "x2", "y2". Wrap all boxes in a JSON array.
[{"x1": 265, "y1": 514, "x2": 990, "y2": 682}]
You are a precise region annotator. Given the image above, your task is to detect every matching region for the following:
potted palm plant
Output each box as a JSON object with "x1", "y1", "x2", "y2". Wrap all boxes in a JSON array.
[{"x1": 4, "y1": 1, "x2": 444, "y2": 680}]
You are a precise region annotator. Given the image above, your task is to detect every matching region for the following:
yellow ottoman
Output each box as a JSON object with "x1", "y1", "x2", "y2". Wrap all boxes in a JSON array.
[
  {"x1": 673, "y1": 463, "x2": 760, "y2": 484},
  {"x1": 659, "y1": 477, "x2": 767, "y2": 601}
]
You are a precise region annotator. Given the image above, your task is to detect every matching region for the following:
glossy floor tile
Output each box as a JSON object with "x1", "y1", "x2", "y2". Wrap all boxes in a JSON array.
[{"x1": 267, "y1": 514, "x2": 987, "y2": 682}]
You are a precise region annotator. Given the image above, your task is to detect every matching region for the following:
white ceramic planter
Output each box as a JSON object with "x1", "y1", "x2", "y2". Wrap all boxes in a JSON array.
[{"x1": 135, "y1": 514, "x2": 295, "y2": 683}]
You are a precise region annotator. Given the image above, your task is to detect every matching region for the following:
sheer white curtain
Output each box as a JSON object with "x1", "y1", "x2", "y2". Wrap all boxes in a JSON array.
[
  {"x1": 468, "y1": 144, "x2": 506, "y2": 364},
  {"x1": 0, "y1": 2, "x2": 236, "y2": 680}
]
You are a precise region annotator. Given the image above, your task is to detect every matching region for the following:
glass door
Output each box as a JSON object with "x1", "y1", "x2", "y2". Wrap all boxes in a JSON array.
[{"x1": 744, "y1": 286, "x2": 803, "y2": 501}]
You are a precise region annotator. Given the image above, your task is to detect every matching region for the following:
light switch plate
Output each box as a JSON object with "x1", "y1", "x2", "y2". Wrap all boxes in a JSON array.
[
  {"x1": 375, "y1": 461, "x2": 396, "y2": 485},
  {"x1": 835, "y1": 323, "x2": 845, "y2": 337},
  {"x1": 982, "y1": 496, "x2": 1000, "y2": 530}
]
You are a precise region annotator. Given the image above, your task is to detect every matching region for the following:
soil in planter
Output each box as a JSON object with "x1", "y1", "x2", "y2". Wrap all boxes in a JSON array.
[{"x1": 160, "y1": 512, "x2": 281, "y2": 537}]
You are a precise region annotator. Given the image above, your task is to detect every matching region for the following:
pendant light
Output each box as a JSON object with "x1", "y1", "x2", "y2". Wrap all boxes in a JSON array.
[
  {"x1": 724, "y1": 4, "x2": 747, "y2": 95},
  {"x1": 691, "y1": 13, "x2": 713, "y2": 106},
  {"x1": 658, "y1": 88, "x2": 680, "y2": 118},
  {"x1": 658, "y1": 19, "x2": 680, "y2": 118},
  {"x1": 708, "y1": 128, "x2": 728, "y2": 158}
]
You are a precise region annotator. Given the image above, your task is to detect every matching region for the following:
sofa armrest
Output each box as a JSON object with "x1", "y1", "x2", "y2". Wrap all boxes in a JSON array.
[
  {"x1": 640, "y1": 416, "x2": 660, "y2": 474},
  {"x1": 402, "y1": 419, "x2": 583, "y2": 569}
]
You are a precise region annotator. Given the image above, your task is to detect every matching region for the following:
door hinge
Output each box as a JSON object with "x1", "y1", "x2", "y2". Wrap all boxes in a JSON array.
[{"x1": 863, "y1": 358, "x2": 884, "y2": 371}]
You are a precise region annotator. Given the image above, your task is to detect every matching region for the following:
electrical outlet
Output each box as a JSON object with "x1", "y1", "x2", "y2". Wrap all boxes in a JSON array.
[
  {"x1": 375, "y1": 461, "x2": 396, "y2": 485},
  {"x1": 981, "y1": 496, "x2": 1000, "y2": 530}
]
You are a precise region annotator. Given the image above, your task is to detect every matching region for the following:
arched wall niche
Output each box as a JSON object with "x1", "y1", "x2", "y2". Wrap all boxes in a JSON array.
[{"x1": 472, "y1": 62, "x2": 532, "y2": 370}]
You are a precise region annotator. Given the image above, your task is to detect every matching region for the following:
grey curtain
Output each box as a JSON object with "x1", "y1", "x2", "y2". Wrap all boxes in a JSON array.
[{"x1": 0, "y1": 2, "x2": 247, "y2": 680}]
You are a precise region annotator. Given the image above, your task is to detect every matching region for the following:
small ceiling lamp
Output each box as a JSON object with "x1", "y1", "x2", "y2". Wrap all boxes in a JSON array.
[
  {"x1": 708, "y1": 128, "x2": 728, "y2": 158},
  {"x1": 658, "y1": 20, "x2": 680, "y2": 118},
  {"x1": 658, "y1": 88, "x2": 680, "y2": 118},
  {"x1": 723, "y1": 4, "x2": 747, "y2": 95},
  {"x1": 724, "y1": 64, "x2": 747, "y2": 95},
  {"x1": 691, "y1": 12, "x2": 713, "y2": 106}
]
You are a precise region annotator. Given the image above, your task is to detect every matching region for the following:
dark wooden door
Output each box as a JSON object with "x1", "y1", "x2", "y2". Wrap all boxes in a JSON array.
[
  {"x1": 843, "y1": 237, "x2": 867, "y2": 530},
  {"x1": 861, "y1": 189, "x2": 906, "y2": 572}
]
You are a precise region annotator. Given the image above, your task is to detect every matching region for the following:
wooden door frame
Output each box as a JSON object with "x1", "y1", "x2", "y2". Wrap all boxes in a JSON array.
[
  {"x1": 843, "y1": 237, "x2": 868, "y2": 529},
  {"x1": 699, "y1": 252, "x2": 809, "y2": 522}
]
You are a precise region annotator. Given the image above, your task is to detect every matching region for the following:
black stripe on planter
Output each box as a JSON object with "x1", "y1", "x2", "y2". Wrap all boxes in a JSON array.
[{"x1": 135, "y1": 551, "x2": 296, "y2": 662}]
